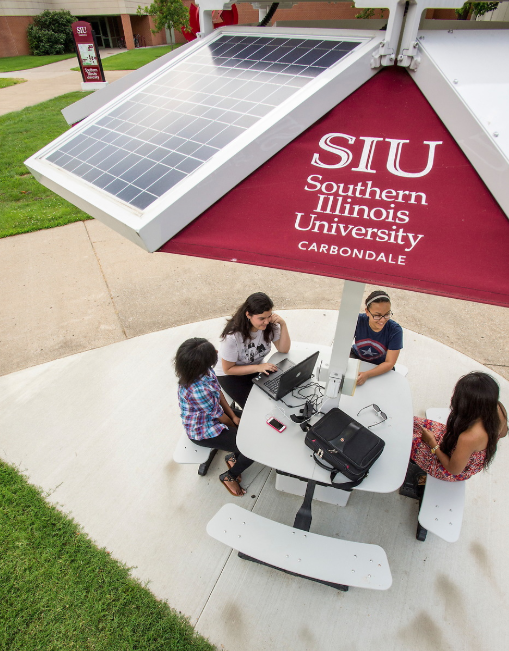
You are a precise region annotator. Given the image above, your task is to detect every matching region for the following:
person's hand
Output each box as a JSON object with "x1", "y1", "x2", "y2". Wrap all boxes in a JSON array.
[
  {"x1": 258, "y1": 362, "x2": 279, "y2": 375},
  {"x1": 418, "y1": 424, "x2": 437, "y2": 449},
  {"x1": 356, "y1": 371, "x2": 369, "y2": 386},
  {"x1": 232, "y1": 414, "x2": 241, "y2": 427},
  {"x1": 270, "y1": 313, "x2": 285, "y2": 326}
]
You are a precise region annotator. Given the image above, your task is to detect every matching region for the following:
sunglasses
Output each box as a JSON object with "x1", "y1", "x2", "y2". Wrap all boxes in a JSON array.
[{"x1": 357, "y1": 404, "x2": 387, "y2": 428}]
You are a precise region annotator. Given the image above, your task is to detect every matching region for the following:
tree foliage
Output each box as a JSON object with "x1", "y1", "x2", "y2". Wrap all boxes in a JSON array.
[
  {"x1": 352, "y1": 2, "x2": 497, "y2": 21},
  {"x1": 455, "y1": 2, "x2": 499, "y2": 19},
  {"x1": 353, "y1": 7, "x2": 386, "y2": 19},
  {"x1": 137, "y1": 0, "x2": 190, "y2": 44},
  {"x1": 27, "y1": 10, "x2": 76, "y2": 56}
]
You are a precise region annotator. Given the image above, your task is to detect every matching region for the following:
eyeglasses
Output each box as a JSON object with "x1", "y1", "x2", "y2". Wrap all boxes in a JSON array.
[
  {"x1": 367, "y1": 309, "x2": 393, "y2": 322},
  {"x1": 357, "y1": 404, "x2": 387, "y2": 428}
]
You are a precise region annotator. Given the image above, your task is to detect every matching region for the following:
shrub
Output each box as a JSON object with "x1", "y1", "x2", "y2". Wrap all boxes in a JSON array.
[{"x1": 27, "y1": 10, "x2": 76, "y2": 56}]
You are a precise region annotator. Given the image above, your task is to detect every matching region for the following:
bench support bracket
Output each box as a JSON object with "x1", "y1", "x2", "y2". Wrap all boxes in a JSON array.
[
  {"x1": 293, "y1": 480, "x2": 316, "y2": 532},
  {"x1": 198, "y1": 448, "x2": 218, "y2": 476},
  {"x1": 238, "y1": 552, "x2": 349, "y2": 591}
]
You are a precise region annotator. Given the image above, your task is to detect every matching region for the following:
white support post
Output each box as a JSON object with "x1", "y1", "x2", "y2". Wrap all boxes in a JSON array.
[
  {"x1": 397, "y1": 0, "x2": 465, "y2": 69},
  {"x1": 354, "y1": 0, "x2": 406, "y2": 68},
  {"x1": 194, "y1": 0, "x2": 234, "y2": 37},
  {"x1": 198, "y1": 9, "x2": 214, "y2": 36},
  {"x1": 353, "y1": 0, "x2": 473, "y2": 68},
  {"x1": 252, "y1": 2, "x2": 270, "y2": 21},
  {"x1": 322, "y1": 281, "x2": 365, "y2": 414}
]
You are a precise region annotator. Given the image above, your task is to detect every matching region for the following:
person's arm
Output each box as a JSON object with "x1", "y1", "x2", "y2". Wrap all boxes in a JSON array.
[
  {"x1": 357, "y1": 349, "x2": 400, "y2": 386},
  {"x1": 419, "y1": 423, "x2": 484, "y2": 475},
  {"x1": 498, "y1": 402, "x2": 508, "y2": 438},
  {"x1": 222, "y1": 358, "x2": 278, "y2": 376},
  {"x1": 270, "y1": 314, "x2": 291, "y2": 353},
  {"x1": 218, "y1": 390, "x2": 240, "y2": 427}
]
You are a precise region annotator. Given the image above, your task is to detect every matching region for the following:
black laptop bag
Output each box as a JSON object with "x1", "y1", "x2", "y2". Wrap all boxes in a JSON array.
[{"x1": 304, "y1": 408, "x2": 385, "y2": 490}]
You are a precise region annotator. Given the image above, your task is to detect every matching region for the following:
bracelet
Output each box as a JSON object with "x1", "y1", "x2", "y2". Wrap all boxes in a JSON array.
[{"x1": 430, "y1": 444, "x2": 440, "y2": 455}]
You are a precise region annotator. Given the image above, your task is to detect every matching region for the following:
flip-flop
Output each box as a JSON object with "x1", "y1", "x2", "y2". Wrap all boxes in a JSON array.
[
  {"x1": 219, "y1": 471, "x2": 246, "y2": 497},
  {"x1": 224, "y1": 453, "x2": 241, "y2": 482}
]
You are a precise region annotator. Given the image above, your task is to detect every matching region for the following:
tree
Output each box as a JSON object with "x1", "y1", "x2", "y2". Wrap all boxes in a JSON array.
[
  {"x1": 455, "y1": 2, "x2": 498, "y2": 19},
  {"x1": 137, "y1": 0, "x2": 190, "y2": 47},
  {"x1": 353, "y1": 7, "x2": 386, "y2": 19},
  {"x1": 27, "y1": 10, "x2": 76, "y2": 56}
]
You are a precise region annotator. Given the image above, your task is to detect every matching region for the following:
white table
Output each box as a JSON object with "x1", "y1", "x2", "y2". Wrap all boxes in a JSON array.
[{"x1": 237, "y1": 343, "x2": 413, "y2": 499}]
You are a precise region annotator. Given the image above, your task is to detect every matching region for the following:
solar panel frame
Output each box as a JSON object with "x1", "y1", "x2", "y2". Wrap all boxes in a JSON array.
[{"x1": 26, "y1": 26, "x2": 384, "y2": 251}]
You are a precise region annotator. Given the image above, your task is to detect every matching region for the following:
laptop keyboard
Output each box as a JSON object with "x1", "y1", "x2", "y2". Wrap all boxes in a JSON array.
[{"x1": 265, "y1": 375, "x2": 282, "y2": 393}]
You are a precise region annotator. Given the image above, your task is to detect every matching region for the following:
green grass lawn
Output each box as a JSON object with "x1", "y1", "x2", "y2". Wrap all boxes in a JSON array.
[
  {"x1": 0, "y1": 460, "x2": 215, "y2": 651},
  {"x1": 0, "y1": 92, "x2": 95, "y2": 238},
  {"x1": 71, "y1": 44, "x2": 181, "y2": 72},
  {"x1": 0, "y1": 78, "x2": 27, "y2": 89},
  {"x1": 0, "y1": 53, "x2": 76, "y2": 73}
]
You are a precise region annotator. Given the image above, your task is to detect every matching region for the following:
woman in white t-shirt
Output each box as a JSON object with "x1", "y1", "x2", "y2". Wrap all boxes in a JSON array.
[{"x1": 215, "y1": 292, "x2": 291, "y2": 408}]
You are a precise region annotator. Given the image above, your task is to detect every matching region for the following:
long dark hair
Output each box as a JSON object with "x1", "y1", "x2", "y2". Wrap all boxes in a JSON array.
[
  {"x1": 441, "y1": 372, "x2": 501, "y2": 467},
  {"x1": 221, "y1": 292, "x2": 274, "y2": 344},
  {"x1": 174, "y1": 338, "x2": 218, "y2": 387}
]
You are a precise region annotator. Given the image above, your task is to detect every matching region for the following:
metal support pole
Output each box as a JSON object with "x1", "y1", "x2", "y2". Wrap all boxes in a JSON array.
[
  {"x1": 198, "y1": 9, "x2": 214, "y2": 36},
  {"x1": 322, "y1": 281, "x2": 365, "y2": 413}
]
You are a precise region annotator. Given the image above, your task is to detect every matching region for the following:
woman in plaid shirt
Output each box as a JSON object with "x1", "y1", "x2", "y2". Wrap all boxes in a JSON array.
[{"x1": 176, "y1": 338, "x2": 253, "y2": 496}]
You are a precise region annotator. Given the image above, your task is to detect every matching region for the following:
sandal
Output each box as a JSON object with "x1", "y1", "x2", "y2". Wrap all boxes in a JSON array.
[
  {"x1": 219, "y1": 471, "x2": 246, "y2": 497},
  {"x1": 224, "y1": 453, "x2": 241, "y2": 482}
]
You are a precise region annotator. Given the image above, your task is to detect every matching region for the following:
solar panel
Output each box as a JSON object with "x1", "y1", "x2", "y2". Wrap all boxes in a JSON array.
[
  {"x1": 27, "y1": 27, "x2": 382, "y2": 250},
  {"x1": 42, "y1": 34, "x2": 362, "y2": 211}
]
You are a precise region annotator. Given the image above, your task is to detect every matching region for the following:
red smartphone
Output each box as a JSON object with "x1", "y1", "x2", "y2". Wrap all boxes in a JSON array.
[{"x1": 266, "y1": 417, "x2": 286, "y2": 433}]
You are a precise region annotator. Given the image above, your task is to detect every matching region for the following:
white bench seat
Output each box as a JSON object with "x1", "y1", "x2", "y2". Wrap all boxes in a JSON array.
[
  {"x1": 207, "y1": 503, "x2": 392, "y2": 590},
  {"x1": 418, "y1": 475, "x2": 465, "y2": 543},
  {"x1": 417, "y1": 408, "x2": 465, "y2": 542},
  {"x1": 173, "y1": 431, "x2": 218, "y2": 476},
  {"x1": 173, "y1": 432, "x2": 213, "y2": 464}
]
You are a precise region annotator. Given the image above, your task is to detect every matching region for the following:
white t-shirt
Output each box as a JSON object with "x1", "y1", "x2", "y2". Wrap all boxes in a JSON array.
[{"x1": 215, "y1": 324, "x2": 281, "y2": 377}]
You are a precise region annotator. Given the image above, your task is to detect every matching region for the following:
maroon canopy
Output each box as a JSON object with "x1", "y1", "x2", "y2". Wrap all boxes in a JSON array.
[{"x1": 160, "y1": 67, "x2": 509, "y2": 308}]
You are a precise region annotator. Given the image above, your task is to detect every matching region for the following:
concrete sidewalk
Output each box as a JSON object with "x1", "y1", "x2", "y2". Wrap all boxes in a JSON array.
[
  {"x1": 0, "y1": 49, "x2": 131, "y2": 116},
  {"x1": 1, "y1": 311, "x2": 508, "y2": 651}
]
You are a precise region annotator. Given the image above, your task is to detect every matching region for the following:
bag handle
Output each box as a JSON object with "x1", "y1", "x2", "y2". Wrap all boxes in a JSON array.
[{"x1": 312, "y1": 453, "x2": 366, "y2": 491}]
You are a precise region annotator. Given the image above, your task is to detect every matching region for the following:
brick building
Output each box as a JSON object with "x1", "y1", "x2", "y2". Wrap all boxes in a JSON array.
[
  {"x1": 0, "y1": 0, "x2": 459, "y2": 58},
  {"x1": 0, "y1": 0, "x2": 167, "y2": 58}
]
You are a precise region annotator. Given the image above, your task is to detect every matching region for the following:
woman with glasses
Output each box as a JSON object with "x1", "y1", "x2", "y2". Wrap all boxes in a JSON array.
[
  {"x1": 407, "y1": 372, "x2": 507, "y2": 484},
  {"x1": 215, "y1": 292, "x2": 291, "y2": 408},
  {"x1": 351, "y1": 290, "x2": 403, "y2": 386}
]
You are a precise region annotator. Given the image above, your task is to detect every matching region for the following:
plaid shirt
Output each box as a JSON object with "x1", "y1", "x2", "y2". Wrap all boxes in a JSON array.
[{"x1": 178, "y1": 370, "x2": 226, "y2": 441}]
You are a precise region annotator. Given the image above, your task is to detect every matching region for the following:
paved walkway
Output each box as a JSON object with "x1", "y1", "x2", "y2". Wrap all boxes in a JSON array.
[
  {"x1": 1, "y1": 311, "x2": 508, "y2": 651},
  {"x1": 0, "y1": 49, "x2": 131, "y2": 116}
]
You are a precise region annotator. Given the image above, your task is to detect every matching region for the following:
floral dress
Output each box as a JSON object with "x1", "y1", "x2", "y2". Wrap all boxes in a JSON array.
[{"x1": 411, "y1": 417, "x2": 486, "y2": 482}]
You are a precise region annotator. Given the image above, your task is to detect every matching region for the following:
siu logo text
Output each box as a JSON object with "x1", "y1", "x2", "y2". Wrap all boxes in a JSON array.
[{"x1": 312, "y1": 133, "x2": 442, "y2": 178}]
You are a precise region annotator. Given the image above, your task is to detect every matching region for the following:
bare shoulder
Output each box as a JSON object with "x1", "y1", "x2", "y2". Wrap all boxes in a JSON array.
[{"x1": 460, "y1": 420, "x2": 489, "y2": 452}]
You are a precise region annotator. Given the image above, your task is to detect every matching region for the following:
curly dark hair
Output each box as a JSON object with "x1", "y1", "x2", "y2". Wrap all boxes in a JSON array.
[
  {"x1": 221, "y1": 292, "x2": 275, "y2": 344},
  {"x1": 441, "y1": 372, "x2": 501, "y2": 468},
  {"x1": 174, "y1": 338, "x2": 218, "y2": 387}
]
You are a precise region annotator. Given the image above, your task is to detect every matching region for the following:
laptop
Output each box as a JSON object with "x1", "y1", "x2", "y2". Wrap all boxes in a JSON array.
[{"x1": 252, "y1": 351, "x2": 320, "y2": 401}]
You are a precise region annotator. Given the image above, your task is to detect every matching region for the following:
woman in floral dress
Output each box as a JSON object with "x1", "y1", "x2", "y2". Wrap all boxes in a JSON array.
[{"x1": 411, "y1": 372, "x2": 507, "y2": 482}]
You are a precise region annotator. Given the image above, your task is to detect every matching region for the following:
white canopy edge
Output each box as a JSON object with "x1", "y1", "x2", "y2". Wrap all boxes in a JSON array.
[{"x1": 410, "y1": 29, "x2": 509, "y2": 220}]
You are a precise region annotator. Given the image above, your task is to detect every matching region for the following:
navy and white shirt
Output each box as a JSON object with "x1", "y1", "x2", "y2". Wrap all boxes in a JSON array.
[{"x1": 351, "y1": 313, "x2": 403, "y2": 365}]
